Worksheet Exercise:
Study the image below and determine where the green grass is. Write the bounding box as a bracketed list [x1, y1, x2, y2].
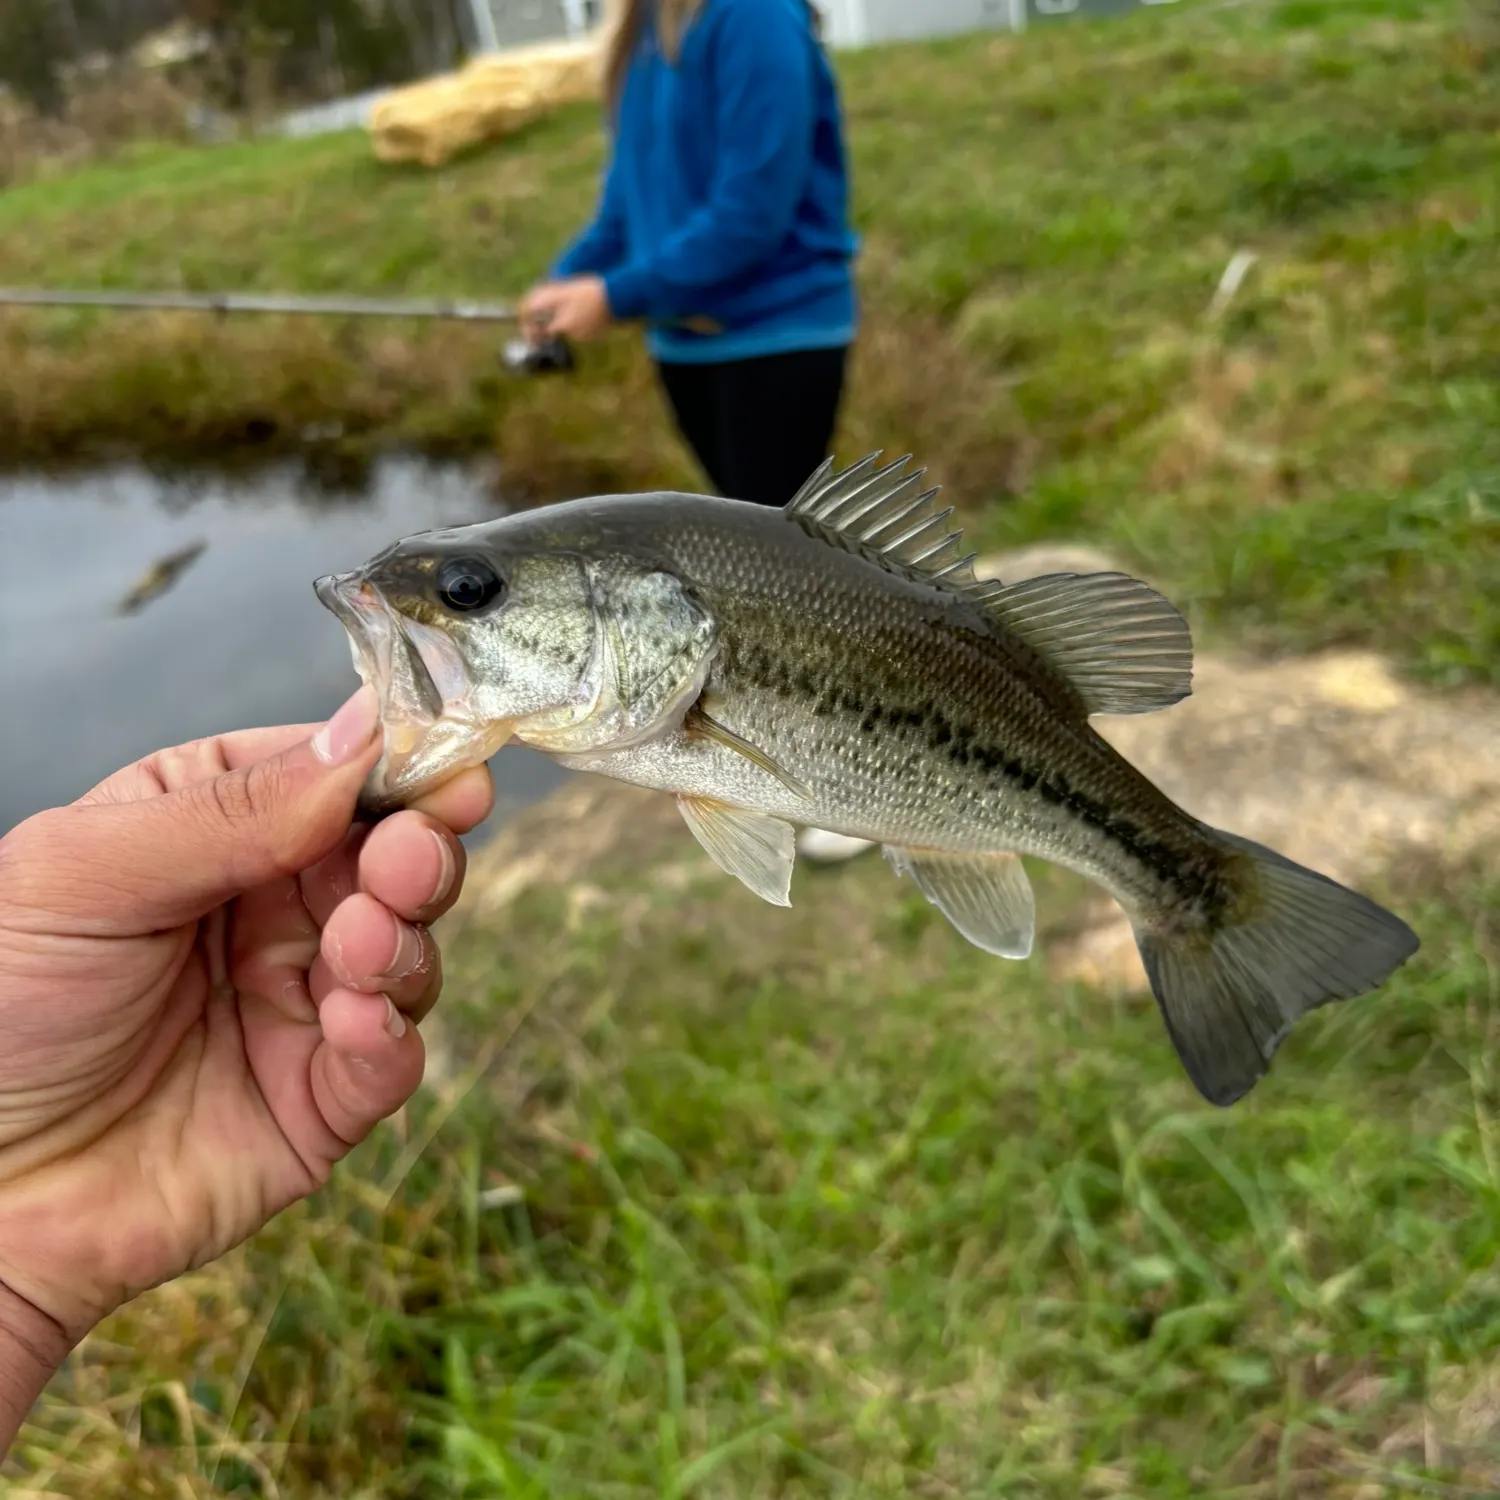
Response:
[14, 840, 1499, 1497]
[0, 0, 1495, 684]
[6, 2, 1500, 1493]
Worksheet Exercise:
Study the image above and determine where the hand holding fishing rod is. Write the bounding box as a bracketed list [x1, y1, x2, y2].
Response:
[517, 275, 615, 344]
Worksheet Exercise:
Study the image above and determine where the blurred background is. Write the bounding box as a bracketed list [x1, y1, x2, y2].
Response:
[1, 0, 1498, 1495]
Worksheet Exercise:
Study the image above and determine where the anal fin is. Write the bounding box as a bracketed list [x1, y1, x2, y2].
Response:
[678, 796, 797, 907]
[884, 847, 1036, 960]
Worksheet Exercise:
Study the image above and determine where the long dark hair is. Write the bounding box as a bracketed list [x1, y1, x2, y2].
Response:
[602, 0, 823, 114]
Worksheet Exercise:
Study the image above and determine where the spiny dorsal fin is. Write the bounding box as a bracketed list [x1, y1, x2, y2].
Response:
[786, 454, 1192, 717]
[970, 571, 1194, 716]
[786, 452, 979, 587]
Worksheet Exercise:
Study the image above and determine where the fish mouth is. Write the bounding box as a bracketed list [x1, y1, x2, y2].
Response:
[314, 571, 449, 813]
[314, 569, 505, 815]
[314, 571, 445, 725]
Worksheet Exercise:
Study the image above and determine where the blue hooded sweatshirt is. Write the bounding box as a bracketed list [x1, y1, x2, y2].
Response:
[551, 0, 859, 365]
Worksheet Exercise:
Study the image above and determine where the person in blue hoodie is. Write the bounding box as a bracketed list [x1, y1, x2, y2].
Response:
[518, 0, 859, 509]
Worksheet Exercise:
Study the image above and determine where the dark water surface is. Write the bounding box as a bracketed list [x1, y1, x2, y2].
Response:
[0, 456, 570, 839]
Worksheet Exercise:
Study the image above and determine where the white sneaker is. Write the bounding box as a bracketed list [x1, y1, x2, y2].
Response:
[796, 827, 877, 864]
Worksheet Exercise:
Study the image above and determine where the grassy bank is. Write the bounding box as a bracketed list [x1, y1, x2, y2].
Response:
[1, 0, 1497, 684]
[12, 790, 1500, 1498]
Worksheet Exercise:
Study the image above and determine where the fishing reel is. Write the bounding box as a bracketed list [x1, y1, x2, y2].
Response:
[499, 333, 575, 376]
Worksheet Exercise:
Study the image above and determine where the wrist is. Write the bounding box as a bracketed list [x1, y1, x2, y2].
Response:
[0, 1278, 72, 1458]
[602, 264, 652, 321]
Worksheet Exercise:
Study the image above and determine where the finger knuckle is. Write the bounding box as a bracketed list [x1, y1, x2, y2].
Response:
[243, 758, 318, 877]
[197, 760, 306, 882]
[208, 769, 258, 828]
[145, 737, 232, 794]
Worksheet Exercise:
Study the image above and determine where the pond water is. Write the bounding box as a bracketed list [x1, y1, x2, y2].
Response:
[0, 456, 571, 839]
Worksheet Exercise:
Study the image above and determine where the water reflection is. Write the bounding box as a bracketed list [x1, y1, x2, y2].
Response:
[0, 456, 570, 838]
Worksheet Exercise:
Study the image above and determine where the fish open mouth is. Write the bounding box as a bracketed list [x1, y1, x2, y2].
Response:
[314, 570, 451, 812]
[314, 571, 444, 725]
[314, 569, 506, 813]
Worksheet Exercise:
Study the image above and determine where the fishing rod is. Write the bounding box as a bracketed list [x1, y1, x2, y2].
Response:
[0, 285, 574, 372]
[0, 285, 527, 321]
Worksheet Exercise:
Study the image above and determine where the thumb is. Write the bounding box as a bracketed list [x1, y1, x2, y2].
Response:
[21, 689, 385, 936]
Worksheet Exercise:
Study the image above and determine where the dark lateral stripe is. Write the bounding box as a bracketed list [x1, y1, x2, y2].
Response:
[727, 644, 1223, 914]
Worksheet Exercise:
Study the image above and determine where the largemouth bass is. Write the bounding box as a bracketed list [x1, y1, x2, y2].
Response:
[314, 454, 1419, 1105]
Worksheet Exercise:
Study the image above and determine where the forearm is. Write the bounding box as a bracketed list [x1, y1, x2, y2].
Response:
[553, 230, 624, 280]
[554, 155, 628, 279]
[601, 181, 805, 325]
[604, 236, 769, 322]
[0, 1281, 71, 1459]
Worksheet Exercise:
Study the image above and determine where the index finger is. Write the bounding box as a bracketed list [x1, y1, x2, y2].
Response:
[79, 721, 325, 806]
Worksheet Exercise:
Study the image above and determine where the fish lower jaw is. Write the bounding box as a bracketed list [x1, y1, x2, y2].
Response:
[361, 712, 516, 810]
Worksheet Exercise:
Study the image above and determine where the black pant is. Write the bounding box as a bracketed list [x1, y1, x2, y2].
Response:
[655, 344, 849, 507]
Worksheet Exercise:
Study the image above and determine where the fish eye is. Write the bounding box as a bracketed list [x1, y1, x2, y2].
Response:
[435, 556, 504, 613]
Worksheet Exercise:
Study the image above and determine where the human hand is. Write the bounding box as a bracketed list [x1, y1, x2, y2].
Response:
[518, 275, 615, 343]
[0, 688, 493, 1400]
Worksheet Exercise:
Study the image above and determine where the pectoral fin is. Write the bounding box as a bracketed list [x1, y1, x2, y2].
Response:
[685, 702, 812, 800]
[677, 796, 797, 907]
[884, 847, 1036, 959]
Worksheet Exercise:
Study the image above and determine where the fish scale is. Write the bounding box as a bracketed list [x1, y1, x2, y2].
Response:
[316, 452, 1419, 1107]
[665, 530, 1210, 896]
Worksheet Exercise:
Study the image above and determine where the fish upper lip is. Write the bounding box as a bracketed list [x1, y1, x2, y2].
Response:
[315, 570, 389, 685]
[313, 572, 344, 611]
[315, 570, 368, 620]
[314, 570, 444, 723]
[315, 571, 385, 643]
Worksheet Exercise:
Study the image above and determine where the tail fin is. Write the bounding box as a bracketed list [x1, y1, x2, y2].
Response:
[1132, 831, 1419, 1107]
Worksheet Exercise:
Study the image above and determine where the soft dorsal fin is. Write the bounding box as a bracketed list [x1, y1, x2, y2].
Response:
[787, 454, 1193, 717]
[968, 571, 1193, 716]
[786, 452, 979, 587]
